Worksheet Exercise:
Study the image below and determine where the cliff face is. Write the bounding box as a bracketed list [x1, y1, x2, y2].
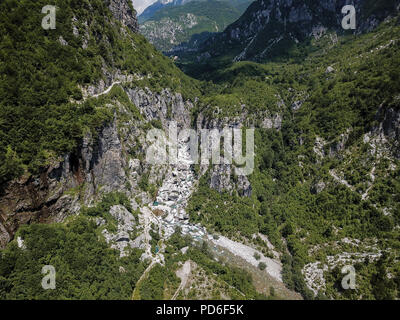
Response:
[0, 80, 197, 248]
[139, 0, 252, 52]
[0, 120, 125, 248]
[381, 107, 400, 144]
[372, 105, 400, 159]
[108, 0, 139, 33]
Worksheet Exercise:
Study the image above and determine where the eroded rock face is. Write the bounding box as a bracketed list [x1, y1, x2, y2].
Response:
[108, 0, 139, 33]
[0, 119, 127, 248]
[208, 164, 252, 197]
[0, 165, 78, 249]
[329, 130, 350, 158]
[261, 114, 282, 130]
[102, 205, 139, 257]
[210, 164, 234, 194]
[311, 181, 326, 194]
[374, 106, 400, 158]
[194, 114, 255, 197]
[82, 121, 127, 198]
[125, 87, 193, 128]
[0, 223, 10, 247]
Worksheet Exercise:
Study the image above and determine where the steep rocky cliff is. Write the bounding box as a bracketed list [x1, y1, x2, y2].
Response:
[109, 0, 140, 32]
[0, 119, 125, 247]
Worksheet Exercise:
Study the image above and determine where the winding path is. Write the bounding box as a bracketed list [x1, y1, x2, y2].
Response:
[92, 81, 121, 98]
[131, 260, 157, 300]
[171, 260, 191, 300]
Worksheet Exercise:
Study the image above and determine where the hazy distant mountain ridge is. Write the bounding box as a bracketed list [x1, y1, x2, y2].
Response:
[140, 0, 252, 52]
[139, 0, 193, 22]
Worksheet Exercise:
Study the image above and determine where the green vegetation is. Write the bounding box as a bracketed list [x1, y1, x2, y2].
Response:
[186, 243, 268, 299]
[0, 192, 147, 299]
[0, 0, 201, 186]
[177, 0, 400, 65]
[140, 0, 251, 52]
[0, 217, 146, 299]
[188, 174, 259, 238]
[187, 17, 400, 299]
[0, 0, 111, 183]
[134, 229, 268, 300]
[324, 253, 400, 300]
[82, 192, 136, 218]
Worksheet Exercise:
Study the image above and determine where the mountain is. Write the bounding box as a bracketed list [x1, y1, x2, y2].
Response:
[1, 0, 400, 301]
[139, 0, 252, 23]
[139, 0, 192, 23]
[176, 0, 400, 64]
[140, 0, 252, 52]
[0, 0, 283, 300]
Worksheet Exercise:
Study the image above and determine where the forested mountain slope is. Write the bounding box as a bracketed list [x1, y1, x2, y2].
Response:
[175, 0, 400, 63]
[139, 0, 191, 23]
[0, 0, 399, 300]
[140, 0, 252, 52]
[0, 0, 282, 300]
[139, 0, 251, 23]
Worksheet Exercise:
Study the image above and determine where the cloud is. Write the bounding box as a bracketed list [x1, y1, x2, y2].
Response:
[131, 0, 158, 15]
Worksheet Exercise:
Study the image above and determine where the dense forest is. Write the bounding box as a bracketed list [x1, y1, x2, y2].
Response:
[0, 193, 147, 299]
[0, 0, 399, 301]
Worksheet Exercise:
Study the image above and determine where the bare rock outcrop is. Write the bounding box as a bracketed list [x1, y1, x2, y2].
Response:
[108, 0, 139, 33]
[373, 106, 400, 158]
[0, 119, 127, 248]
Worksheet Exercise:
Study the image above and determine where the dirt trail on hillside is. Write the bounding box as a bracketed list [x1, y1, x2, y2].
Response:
[171, 260, 191, 300]
[211, 235, 283, 282]
[92, 81, 121, 98]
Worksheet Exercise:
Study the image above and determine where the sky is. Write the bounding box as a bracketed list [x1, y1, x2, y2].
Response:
[131, 0, 158, 15]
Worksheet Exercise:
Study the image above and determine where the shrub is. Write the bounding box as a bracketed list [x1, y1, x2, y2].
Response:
[258, 262, 267, 271]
